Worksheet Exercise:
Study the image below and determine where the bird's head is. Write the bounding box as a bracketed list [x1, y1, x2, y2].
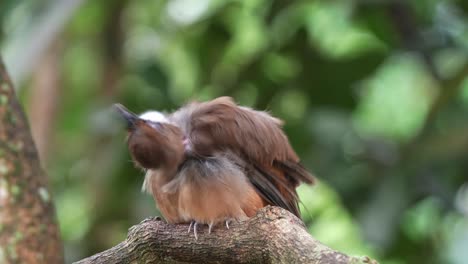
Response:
[114, 104, 185, 171]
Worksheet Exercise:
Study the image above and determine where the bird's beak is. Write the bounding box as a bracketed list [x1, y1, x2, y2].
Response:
[114, 103, 139, 129]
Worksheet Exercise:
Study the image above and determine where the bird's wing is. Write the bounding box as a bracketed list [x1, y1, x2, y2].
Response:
[173, 96, 314, 217]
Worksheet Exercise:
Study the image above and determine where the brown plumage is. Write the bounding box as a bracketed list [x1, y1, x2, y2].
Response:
[114, 97, 314, 236]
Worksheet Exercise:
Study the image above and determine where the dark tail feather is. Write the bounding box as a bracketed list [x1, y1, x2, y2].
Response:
[274, 161, 315, 186]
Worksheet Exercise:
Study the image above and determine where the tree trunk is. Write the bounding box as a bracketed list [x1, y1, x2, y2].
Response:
[0, 58, 63, 263]
[75, 206, 377, 264]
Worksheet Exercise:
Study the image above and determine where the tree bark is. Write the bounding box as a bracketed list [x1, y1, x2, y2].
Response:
[0, 58, 63, 263]
[75, 206, 377, 264]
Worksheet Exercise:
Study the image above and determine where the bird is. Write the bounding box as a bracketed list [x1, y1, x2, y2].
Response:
[114, 96, 314, 239]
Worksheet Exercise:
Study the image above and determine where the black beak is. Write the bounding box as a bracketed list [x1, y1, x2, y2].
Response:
[113, 103, 139, 129]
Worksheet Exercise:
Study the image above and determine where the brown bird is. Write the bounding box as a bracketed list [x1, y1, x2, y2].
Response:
[115, 97, 314, 238]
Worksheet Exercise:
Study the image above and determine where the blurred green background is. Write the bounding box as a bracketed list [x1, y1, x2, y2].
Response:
[1, 0, 468, 263]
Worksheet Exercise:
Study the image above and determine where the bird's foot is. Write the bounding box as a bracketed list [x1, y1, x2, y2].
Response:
[188, 221, 218, 239]
[225, 219, 231, 229]
[188, 221, 195, 233]
[193, 222, 199, 240]
[208, 221, 214, 234]
[187, 221, 201, 240]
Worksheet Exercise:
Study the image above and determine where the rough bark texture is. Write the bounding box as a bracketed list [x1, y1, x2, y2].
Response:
[0, 58, 63, 263]
[75, 206, 377, 264]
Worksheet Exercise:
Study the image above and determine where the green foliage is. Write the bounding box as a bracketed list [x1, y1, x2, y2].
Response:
[353, 54, 437, 141]
[299, 183, 373, 256]
[1, 0, 468, 263]
[305, 1, 387, 59]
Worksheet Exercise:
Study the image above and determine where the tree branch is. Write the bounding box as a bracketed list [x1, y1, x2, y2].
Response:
[75, 207, 377, 264]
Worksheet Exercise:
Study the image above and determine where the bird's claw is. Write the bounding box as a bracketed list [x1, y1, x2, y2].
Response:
[188, 221, 200, 239]
[208, 222, 214, 234]
[188, 221, 194, 233]
[187, 221, 218, 239]
[193, 222, 199, 240]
